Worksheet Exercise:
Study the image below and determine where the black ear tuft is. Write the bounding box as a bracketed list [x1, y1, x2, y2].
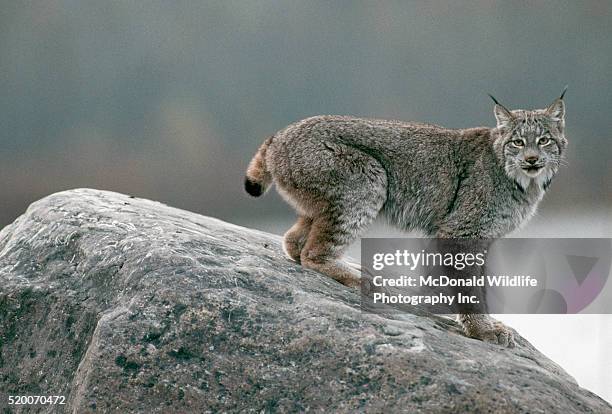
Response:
[488, 94, 502, 106]
[488, 94, 511, 113]
[559, 85, 568, 100]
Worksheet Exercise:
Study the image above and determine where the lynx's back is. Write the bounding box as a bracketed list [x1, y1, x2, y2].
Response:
[262, 116, 497, 233]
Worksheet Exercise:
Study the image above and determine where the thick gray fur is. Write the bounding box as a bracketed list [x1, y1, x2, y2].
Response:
[245, 95, 567, 346]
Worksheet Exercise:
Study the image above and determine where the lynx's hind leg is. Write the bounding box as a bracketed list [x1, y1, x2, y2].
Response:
[283, 216, 313, 263]
[300, 168, 387, 287]
[273, 140, 387, 288]
[300, 192, 384, 288]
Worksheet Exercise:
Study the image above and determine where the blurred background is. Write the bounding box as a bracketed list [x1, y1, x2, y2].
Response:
[1, 0, 610, 403]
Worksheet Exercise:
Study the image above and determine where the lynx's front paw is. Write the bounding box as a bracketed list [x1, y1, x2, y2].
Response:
[458, 314, 516, 348]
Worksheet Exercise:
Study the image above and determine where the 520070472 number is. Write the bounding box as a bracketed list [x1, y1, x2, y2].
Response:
[8, 395, 66, 405]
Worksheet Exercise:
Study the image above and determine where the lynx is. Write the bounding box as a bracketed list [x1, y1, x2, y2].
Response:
[244, 91, 567, 346]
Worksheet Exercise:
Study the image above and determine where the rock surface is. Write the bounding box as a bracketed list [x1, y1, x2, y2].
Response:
[0, 189, 610, 413]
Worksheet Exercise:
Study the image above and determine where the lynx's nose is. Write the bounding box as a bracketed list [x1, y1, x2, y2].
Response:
[524, 155, 539, 165]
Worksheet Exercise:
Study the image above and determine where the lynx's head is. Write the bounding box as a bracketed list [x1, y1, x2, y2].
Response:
[491, 89, 568, 190]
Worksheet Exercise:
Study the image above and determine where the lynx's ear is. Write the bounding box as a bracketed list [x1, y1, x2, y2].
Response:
[546, 87, 567, 122]
[489, 94, 513, 129]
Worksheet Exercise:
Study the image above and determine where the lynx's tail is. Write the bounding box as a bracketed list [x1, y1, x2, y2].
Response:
[244, 136, 274, 197]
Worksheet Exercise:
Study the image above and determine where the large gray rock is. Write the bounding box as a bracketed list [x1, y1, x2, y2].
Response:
[0, 189, 609, 413]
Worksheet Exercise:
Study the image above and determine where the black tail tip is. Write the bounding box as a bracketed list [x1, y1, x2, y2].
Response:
[244, 177, 264, 197]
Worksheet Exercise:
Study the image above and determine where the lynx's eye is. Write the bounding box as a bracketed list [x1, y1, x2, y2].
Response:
[511, 139, 524, 147]
[538, 136, 551, 146]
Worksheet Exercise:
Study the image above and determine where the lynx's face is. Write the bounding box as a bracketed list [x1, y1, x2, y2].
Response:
[492, 97, 567, 190]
